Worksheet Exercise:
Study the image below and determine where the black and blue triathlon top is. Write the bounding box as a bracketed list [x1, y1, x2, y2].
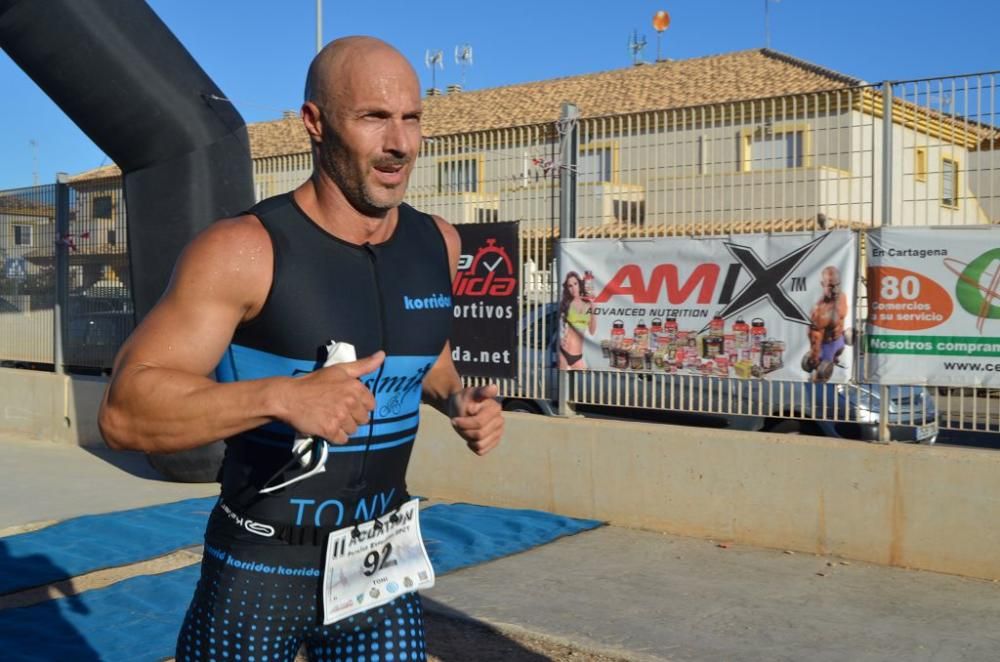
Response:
[213, 193, 452, 533]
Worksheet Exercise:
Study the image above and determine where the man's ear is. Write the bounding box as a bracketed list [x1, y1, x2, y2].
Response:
[301, 101, 323, 144]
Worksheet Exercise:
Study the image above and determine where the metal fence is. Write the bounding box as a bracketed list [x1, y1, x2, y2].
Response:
[0, 183, 57, 366]
[0, 175, 133, 373]
[2, 71, 998, 437]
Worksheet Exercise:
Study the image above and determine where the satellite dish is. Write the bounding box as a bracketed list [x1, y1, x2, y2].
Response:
[652, 10, 671, 61]
[653, 10, 670, 32]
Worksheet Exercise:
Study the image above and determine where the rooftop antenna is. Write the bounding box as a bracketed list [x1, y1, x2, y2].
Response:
[424, 49, 444, 94]
[628, 29, 647, 66]
[29, 139, 38, 186]
[764, 0, 782, 49]
[454, 43, 473, 87]
[652, 10, 670, 62]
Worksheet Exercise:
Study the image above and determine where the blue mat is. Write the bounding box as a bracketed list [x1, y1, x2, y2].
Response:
[0, 497, 215, 594]
[0, 502, 601, 661]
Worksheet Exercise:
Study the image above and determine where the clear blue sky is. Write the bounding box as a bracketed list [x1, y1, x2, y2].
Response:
[0, 0, 996, 189]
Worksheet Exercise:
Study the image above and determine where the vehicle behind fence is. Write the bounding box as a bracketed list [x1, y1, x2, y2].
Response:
[2, 72, 998, 437]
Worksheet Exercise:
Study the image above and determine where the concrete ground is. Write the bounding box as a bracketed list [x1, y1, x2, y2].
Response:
[2, 435, 999, 661]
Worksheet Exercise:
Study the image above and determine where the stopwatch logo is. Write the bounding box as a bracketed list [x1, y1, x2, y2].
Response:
[454, 239, 517, 297]
[947, 248, 1000, 332]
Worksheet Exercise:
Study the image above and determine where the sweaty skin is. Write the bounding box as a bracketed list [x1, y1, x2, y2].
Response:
[98, 36, 503, 459]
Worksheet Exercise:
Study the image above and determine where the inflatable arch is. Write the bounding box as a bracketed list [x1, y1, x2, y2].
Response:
[0, 0, 255, 481]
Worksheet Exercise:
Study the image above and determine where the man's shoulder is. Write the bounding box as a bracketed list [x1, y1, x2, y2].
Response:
[177, 214, 272, 277]
[202, 213, 270, 247]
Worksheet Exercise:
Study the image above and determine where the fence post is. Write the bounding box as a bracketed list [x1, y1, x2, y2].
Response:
[53, 173, 70, 375]
[877, 83, 894, 444]
[557, 102, 579, 417]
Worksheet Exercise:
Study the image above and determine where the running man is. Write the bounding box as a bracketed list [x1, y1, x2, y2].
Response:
[98, 36, 504, 661]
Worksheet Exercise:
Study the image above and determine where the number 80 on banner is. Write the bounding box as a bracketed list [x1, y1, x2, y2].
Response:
[867, 266, 953, 331]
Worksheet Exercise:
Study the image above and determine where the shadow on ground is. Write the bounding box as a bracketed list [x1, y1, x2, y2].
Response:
[0, 540, 101, 660]
[422, 597, 552, 661]
[79, 445, 168, 481]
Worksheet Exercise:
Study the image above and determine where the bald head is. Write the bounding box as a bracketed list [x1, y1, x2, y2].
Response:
[305, 36, 418, 110]
[300, 36, 423, 218]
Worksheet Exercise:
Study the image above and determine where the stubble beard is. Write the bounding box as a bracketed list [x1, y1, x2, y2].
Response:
[318, 139, 407, 218]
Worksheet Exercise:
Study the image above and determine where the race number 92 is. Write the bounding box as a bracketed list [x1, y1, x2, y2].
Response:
[363, 543, 394, 576]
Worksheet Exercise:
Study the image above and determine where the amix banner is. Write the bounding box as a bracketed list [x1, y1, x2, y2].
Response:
[451, 222, 520, 379]
[559, 231, 857, 384]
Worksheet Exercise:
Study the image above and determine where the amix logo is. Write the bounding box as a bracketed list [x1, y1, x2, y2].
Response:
[592, 235, 828, 325]
[454, 238, 517, 297]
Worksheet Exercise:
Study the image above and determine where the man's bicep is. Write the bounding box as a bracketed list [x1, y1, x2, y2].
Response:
[114, 289, 246, 378]
[113, 218, 270, 377]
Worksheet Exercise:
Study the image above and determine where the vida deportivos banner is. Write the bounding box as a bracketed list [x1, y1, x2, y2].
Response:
[866, 227, 1000, 386]
[450, 222, 519, 379]
[559, 231, 857, 384]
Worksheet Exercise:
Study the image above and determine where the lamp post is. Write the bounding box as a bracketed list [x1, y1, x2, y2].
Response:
[316, 0, 322, 54]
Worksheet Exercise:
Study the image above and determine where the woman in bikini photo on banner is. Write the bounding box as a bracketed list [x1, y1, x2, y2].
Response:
[559, 270, 597, 369]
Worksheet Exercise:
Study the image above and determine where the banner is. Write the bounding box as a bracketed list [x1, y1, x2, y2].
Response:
[559, 231, 856, 383]
[450, 222, 519, 379]
[866, 227, 1000, 386]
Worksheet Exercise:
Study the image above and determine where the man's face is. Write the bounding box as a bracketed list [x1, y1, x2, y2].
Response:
[821, 270, 841, 300]
[316, 51, 422, 216]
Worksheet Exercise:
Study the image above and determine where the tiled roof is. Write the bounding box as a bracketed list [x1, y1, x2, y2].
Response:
[70, 48, 863, 180]
[420, 48, 861, 136]
[67, 165, 122, 183]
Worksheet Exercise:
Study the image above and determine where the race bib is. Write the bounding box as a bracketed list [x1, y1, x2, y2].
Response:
[321, 498, 435, 625]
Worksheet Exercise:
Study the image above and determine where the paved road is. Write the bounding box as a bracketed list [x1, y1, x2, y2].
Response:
[2, 435, 1000, 661]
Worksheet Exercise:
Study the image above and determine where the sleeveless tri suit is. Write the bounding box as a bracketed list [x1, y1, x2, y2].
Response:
[176, 194, 453, 662]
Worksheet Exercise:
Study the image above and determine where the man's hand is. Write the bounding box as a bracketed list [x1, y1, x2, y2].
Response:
[449, 384, 504, 455]
[280, 351, 385, 444]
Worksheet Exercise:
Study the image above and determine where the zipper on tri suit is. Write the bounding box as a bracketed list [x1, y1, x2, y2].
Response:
[350, 242, 388, 489]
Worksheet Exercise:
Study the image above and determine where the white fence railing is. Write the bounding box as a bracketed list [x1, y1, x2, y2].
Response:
[3, 72, 998, 436]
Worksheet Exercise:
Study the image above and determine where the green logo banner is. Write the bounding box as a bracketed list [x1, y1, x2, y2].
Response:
[868, 334, 1000, 357]
[955, 248, 1000, 321]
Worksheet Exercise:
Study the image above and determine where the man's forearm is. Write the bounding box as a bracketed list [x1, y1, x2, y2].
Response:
[421, 371, 463, 417]
[100, 365, 289, 453]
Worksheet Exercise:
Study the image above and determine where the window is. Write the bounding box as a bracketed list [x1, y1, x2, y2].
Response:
[746, 129, 804, 170]
[438, 158, 478, 193]
[579, 145, 613, 183]
[915, 148, 927, 182]
[475, 208, 499, 224]
[698, 135, 708, 175]
[92, 195, 113, 219]
[613, 200, 646, 226]
[942, 158, 959, 208]
[13, 225, 32, 246]
[107, 229, 117, 246]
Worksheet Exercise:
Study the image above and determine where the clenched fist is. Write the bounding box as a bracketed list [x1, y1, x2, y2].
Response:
[448, 384, 504, 455]
[279, 351, 384, 444]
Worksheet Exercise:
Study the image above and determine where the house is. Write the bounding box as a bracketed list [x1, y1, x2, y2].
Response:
[67, 48, 999, 243]
[0, 191, 56, 305]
